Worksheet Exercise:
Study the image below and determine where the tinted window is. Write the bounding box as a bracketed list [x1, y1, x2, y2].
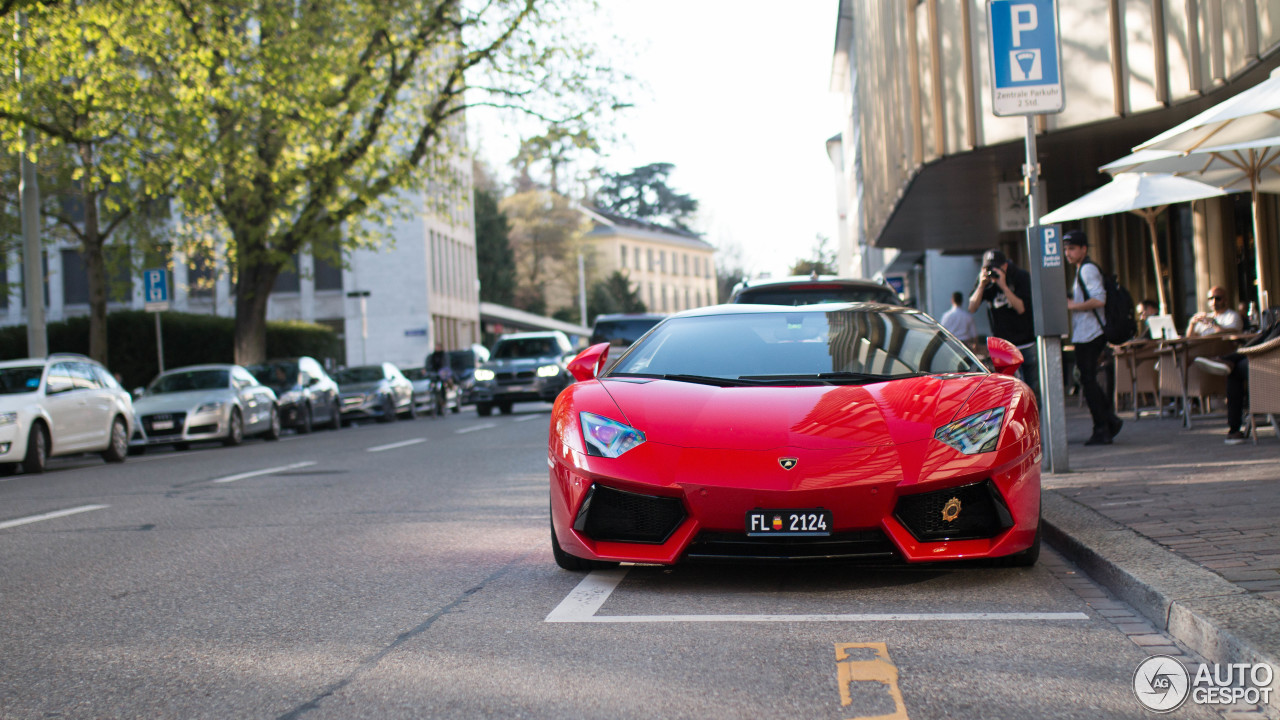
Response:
[247, 362, 299, 387]
[0, 366, 44, 395]
[148, 369, 231, 394]
[70, 362, 101, 389]
[590, 318, 662, 346]
[334, 366, 385, 384]
[735, 285, 899, 306]
[611, 310, 982, 380]
[492, 338, 558, 359]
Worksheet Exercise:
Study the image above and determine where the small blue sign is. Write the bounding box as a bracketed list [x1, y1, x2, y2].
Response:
[1041, 225, 1062, 268]
[987, 0, 1064, 115]
[884, 275, 906, 295]
[143, 268, 169, 304]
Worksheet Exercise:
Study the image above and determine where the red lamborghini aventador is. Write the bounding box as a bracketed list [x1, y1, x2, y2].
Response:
[548, 303, 1041, 570]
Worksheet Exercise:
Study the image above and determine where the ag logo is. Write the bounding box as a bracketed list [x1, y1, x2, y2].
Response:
[778, 457, 798, 470]
[1133, 655, 1190, 712]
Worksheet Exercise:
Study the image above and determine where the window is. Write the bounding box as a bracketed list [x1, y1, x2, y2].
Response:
[314, 237, 344, 291]
[187, 250, 216, 299]
[634, 247, 641, 270]
[273, 252, 301, 292]
[60, 247, 132, 305]
[620, 244, 627, 269]
[647, 248, 654, 272]
[683, 254, 689, 276]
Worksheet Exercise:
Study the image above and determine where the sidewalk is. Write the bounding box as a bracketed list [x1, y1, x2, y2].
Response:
[1040, 399, 1280, 709]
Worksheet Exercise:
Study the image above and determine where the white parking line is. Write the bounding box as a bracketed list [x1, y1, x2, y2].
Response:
[367, 438, 426, 453]
[544, 568, 1091, 624]
[456, 423, 497, 434]
[211, 461, 316, 484]
[0, 504, 109, 531]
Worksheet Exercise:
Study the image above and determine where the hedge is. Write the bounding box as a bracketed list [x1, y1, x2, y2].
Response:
[0, 310, 340, 390]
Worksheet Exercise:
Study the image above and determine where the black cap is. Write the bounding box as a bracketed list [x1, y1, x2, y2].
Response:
[1063, 229, 1088, 247]
[982, 249, 1007, 268]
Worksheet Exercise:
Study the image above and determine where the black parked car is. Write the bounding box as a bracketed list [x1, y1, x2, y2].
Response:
[246, 356, 342, 433]
[448, 344, 490, 406]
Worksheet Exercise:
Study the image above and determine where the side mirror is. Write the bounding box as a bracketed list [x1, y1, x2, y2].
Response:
[132, 387, 145, 400]
[567, 343, 610, 382]
[987, 337, 1024, 376]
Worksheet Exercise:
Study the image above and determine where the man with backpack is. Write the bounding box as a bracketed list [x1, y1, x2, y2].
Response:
[1064, 230, 1124, 446]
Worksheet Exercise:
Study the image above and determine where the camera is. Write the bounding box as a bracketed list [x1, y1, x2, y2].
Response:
[984, 268, 998, 280]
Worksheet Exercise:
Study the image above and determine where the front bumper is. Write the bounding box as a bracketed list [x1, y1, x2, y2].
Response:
[0, 419, 31, 463]
[339, 393, 392, 420]
[473, 375, 567, 405]
[131, 409, 229, 446]
[549, 440, 1040, 565]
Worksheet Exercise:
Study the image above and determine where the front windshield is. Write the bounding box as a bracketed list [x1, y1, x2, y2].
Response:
[448, 350, 475, 371]
[610, 309, 983, 381]
[491, 338, 557, 359]
[402, 367, 429, 381]
[334, 366, 385, 384]
[246, 362, 298, 387]
[148, 369, 230, 394]
[0, 366, 44, 395]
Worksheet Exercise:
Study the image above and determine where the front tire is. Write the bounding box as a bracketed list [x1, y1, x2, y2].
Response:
[298, 404, 313, 434]
[378, 395, 397, 423]
[22, 422, 48, 474]
[476, 403, 493, 417]
[222, 409, 244, 447]
[101, 417, 128, 463]
[263, 405, 281, 441]
[328, 399, 342, 430]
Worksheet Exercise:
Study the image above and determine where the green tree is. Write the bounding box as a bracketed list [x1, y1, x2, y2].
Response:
[500, 189, 586, 315]
[587, 270, 645, 322]
[789, 234, 836, 277]
[0, 1, 171, 363]
[595, 163, 698, 230]
[474, 183, 516, 306]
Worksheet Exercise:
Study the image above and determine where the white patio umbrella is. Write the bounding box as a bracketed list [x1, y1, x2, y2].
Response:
[1041, 173, 1229, 313]
[1139, 67, 1280, 153]
[1103, 138, 1280, 307]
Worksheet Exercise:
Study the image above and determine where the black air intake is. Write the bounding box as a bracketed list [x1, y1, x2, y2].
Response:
[685, 530, 896, 562]
[573, 485, 686, 544]
[893, 480, 1014, 542]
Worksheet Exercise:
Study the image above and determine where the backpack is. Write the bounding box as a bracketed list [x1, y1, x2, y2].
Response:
[1080, 261, 1137, 344]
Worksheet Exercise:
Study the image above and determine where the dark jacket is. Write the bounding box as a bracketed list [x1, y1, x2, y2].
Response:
[977, 264, 1035, 346]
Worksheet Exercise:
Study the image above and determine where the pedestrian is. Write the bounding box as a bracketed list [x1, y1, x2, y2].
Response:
[1194, 315, 1280, 444]
[968, 249, 1038, 400]
[1136, 299, 1158, 339]
[940, 291, 978, 344]
[1186, 286, 1244, 337]
[1063, 230, 1123, 445]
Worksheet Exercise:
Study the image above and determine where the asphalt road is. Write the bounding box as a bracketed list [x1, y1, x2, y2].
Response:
[0, 406, 1221, 719]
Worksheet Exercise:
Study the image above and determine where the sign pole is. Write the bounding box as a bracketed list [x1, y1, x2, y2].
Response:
[155, 311, 165, 373]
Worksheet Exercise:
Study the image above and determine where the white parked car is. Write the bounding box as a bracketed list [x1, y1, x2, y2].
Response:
[130, 364, 280, 451]
[0, 354, 134, 475]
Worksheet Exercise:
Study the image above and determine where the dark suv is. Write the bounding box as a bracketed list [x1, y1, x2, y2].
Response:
[246, 356, 342, 433]
[729, 276, 901, 306]
[588, 313, 665, 373]
[472, 331, 574, 416]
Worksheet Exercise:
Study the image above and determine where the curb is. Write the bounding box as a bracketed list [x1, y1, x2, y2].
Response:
[1041, 490, 1280, 715]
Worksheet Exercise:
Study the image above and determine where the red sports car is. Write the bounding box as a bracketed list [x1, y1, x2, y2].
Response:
[548, 303, 1041, 570]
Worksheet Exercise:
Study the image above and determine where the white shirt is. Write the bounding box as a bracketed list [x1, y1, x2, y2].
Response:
[1070, 261, 1106, 343]
[939, 306, 977, 342]
[1190, 309, 1243, 336]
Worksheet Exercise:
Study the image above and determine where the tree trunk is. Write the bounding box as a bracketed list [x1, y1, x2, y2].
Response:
[233, 255, 278, 366]
[79, 144, 109, 364]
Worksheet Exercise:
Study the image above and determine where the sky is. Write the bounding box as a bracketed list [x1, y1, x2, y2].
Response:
[469, 1, 844, 280]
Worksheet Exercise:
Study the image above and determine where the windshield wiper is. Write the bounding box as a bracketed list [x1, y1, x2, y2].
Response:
[738, 372, 923, 385]
[609, 372, 756, 387]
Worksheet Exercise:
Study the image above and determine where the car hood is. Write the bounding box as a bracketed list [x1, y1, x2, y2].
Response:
[483, 357, 559, 371]
[598, 374, 989, 450]
[339, 381, 386, 395]
[134, 390, 233, 414]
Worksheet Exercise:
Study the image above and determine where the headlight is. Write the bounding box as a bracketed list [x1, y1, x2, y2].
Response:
[474, 369, 495, 382]
[934, 408, 1005, 454]
[537, 364, 561, 378]
[0, 412, 16, 426]
[194, 401, 227, 415]
[580, 412, 645, 458]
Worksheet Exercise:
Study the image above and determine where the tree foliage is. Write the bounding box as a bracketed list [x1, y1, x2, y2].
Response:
[500, 189, 586, 315]
[588, 270, 645, 322]
[789, 234, 836, 277]
[474, 169, 516, 306]
[594, 163, 698, 230]
[2, 0, 626, 364]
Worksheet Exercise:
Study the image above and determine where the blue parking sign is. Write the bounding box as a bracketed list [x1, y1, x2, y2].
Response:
[987, 0, 1064, 116]
[143, 268, 169, 309]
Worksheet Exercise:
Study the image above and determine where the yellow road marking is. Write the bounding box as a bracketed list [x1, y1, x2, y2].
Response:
[835, 642, 909, 720]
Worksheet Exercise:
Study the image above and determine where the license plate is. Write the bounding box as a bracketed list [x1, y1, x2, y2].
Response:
[746, 509, 832, 537]
[151, 420, 174, 431]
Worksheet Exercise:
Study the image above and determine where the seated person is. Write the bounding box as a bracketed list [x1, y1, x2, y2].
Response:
[1195, 316, 1280, 444]
[1186, 286, 1243, 337]
[1136, 299, 1158, 339]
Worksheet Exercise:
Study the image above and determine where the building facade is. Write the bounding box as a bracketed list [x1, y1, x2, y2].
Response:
[579, 206, 718, 315]
[831, 0, 1280, 326]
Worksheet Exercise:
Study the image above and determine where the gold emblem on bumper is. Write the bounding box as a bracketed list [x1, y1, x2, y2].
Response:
[941, 497, 962, 523]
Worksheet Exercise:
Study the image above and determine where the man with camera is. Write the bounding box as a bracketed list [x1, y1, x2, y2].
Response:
[969, 248, 1039, 402]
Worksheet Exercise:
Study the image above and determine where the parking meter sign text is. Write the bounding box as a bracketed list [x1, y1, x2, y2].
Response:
[987, 0, 1064, 115]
